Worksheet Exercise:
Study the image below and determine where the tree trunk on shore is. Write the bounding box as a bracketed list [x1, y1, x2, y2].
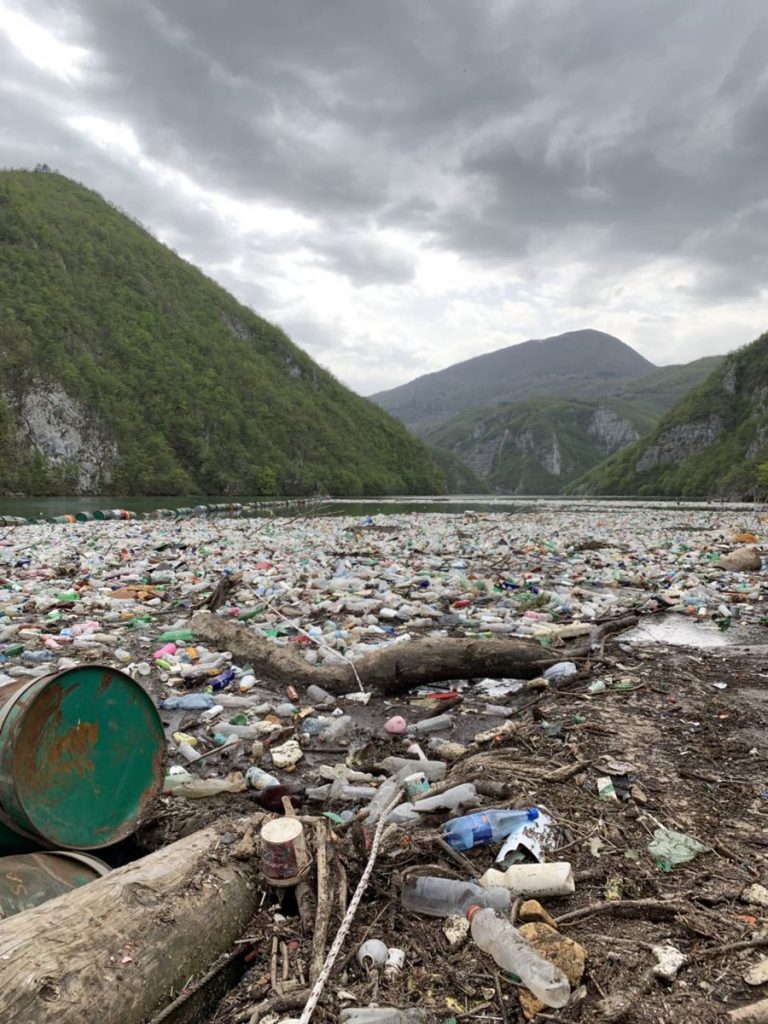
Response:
[0, 816, 263, 1024]
[191, 611, 590, 696]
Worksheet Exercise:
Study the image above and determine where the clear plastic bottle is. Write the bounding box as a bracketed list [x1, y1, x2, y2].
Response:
[212, 722, 262, 739]
[388, 783, 478, 825]
[401, 875, 512, 917]
[405, 714, 453, 736]
[330, 778, 376, 803]
[443, 808, 539, 852]
[378, 757, 446, 781]
[467, 906, 570, 1008]
[324, 715, 352, 743]
[365, 778, 401, 824]
[339, 1010, 426, 1023]
[307, 684, 335, 705]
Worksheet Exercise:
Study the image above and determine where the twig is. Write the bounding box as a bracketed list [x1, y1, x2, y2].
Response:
[697, 936, 768, 960]
[556, 897, 688, 925]
[435, 836, 477, 876]
[494, 972, 510, 1024]
[270, 935, 279, 995]
[543, 760, 591, 782]
[510, 897, 521, 926]
[337, 861, 348, 915]
[247, 987, 312, 1024]
[310, 820, 332, 982]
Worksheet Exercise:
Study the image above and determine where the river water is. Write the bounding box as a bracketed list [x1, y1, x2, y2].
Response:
[0, 493, 757, 519]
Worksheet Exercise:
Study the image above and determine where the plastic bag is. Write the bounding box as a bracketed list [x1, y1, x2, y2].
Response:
[648, 827, 708, 871]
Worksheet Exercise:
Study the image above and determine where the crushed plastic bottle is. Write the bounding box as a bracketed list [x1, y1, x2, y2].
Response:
[172, 772, 247, 798]
[467, 905, 570, 1007]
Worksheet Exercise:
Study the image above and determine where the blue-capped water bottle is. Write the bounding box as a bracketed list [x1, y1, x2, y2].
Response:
[209, 667, 236, 692]
[443, 807, 539, 852]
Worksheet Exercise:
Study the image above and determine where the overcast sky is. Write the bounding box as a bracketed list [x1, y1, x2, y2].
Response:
[1, 1, 767, 393]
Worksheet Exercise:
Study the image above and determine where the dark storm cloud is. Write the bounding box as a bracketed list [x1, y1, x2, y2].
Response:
[2, 0, 768, 363]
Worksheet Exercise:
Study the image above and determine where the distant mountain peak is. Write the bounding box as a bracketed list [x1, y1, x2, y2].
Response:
[371, 329, 655, 435]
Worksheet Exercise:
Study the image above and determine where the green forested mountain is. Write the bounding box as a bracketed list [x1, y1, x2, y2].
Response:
[572, 333, 768, 498]
[0, 170, 444, 496]
[425, 356, 724, 494]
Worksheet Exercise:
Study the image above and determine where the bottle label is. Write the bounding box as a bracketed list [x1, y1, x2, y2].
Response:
[467, 812, 492, 844]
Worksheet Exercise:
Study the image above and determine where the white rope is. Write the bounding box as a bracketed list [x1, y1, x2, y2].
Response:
[261, 597, 366, 692]
[296, 788, 403, 1023]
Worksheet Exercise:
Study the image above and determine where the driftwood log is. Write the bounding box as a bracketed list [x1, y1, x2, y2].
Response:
[190, 610, 589, 696]
[0, 816, 264, 1024]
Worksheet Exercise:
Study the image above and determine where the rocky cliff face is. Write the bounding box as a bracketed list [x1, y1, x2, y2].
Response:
[634, 415, 722, 472]
[10, 384, 117, 491]
[588, 407, 640, 453]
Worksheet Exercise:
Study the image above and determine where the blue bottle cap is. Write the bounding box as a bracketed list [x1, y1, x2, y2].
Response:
[526, 807, 539, 820]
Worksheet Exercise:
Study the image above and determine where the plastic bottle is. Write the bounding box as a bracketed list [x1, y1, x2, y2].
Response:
[200, 704, 224, 721]
[401, 876, 512, 917]
[379, 757, 446, 781]
[466, 906, 570, 1008]
[364, 778, 401, 824]
[330, 778, 376, 803]
[405, 714, 453, 736]
[306, 783, 332, 802]
[210, 667, 236, 691]
[444, 808, 539, 852]
[173, 773, 247, 798]
[324, 715, 352, 743]
[307, 684, 335, 705]
[339, 1011, 426, 1023]
[213, 722, 263, 739]
[163, 769, 194, 792]
[246, 766, 280, 790]
[387, 784, 478, 825]
[301, 718, 332, 736]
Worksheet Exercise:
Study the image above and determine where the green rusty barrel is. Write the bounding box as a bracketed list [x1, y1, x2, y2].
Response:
[0, 665, 165, 852]
[0, 850, 109, 918]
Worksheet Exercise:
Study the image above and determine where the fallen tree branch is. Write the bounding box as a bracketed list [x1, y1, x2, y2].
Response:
[191, 611, 583, 696]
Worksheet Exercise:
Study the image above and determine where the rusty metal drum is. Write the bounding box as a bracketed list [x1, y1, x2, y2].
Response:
[0, 850, 109, 919]
[0, 665, 165, 852]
